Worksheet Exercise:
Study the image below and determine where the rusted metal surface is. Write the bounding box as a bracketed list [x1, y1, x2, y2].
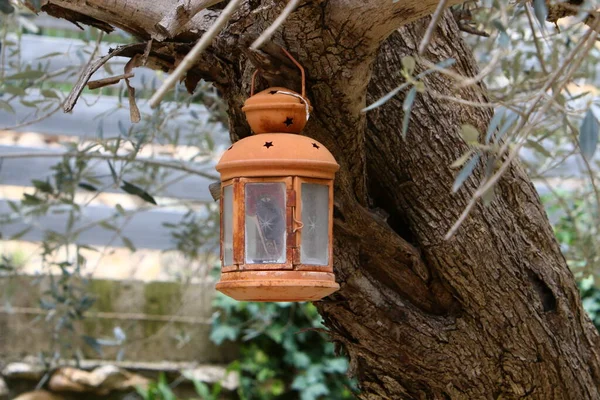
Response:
[216, 133, 338, 181]
[215, 62, 340, 301]
[242, 87, 311, 134]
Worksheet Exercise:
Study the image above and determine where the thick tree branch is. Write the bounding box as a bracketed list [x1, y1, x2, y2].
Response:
[326, 0, 465, 48]
[154, 0, 225, 40]
[35, 1, 600, 397]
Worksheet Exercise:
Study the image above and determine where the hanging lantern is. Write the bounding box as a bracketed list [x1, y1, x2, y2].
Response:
[215, 50, 340, 302]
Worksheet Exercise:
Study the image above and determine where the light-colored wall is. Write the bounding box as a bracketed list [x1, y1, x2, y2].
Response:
[0, 275, 236, 363]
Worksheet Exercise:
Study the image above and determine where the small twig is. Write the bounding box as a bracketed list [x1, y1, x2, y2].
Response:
[124, 54, 142, 123]
[64, 44, 140, 113]
[458, 50, 503, 88]
[141, 39, 153, 66]
[418, 0, 449, 55]
[0, 104, 63, 130]
[457, 23, 490, 37]
[250, 0, 302, 50]
[0, 151, 219, 180]
[87, 72, 135, 90]
[149, 0, 243, 109]
[445, 24, 598, 240]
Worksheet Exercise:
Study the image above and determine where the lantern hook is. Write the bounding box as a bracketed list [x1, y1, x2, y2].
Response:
[250, 47, 306, 98]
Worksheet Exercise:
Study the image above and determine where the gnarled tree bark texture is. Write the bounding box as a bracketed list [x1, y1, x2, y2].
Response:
[41, 0, 600, 398]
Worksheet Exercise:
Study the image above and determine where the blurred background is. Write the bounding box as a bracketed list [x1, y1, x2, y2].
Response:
[0, 2, 599, 400]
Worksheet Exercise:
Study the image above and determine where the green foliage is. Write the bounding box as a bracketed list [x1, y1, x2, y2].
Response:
[135, 373, 223, 400]
[541, 191, 600, 330]
[211, 293, 357, 400]
[580, 277, 600, 329]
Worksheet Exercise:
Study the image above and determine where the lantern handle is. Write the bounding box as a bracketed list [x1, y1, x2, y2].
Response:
[250, 47, 306, 98]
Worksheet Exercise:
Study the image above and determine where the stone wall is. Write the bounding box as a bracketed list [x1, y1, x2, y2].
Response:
[0, 275, 236, 364]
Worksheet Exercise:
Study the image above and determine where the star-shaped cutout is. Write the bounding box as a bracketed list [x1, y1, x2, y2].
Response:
[312, 143, 320, 149]
[284, 117, 294, 127]
[264, 141, 274, 149]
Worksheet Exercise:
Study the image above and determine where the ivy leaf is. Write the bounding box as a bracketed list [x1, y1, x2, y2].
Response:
[121, 181, 157, 205]
[209, 325, 238, 345]
[580, 109, 599, 161]
[453, 153, 480, 193]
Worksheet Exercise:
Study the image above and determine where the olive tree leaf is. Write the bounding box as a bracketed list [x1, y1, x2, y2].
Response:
[451, 150, 474, 169]
[402, 87, 417, 138]
[121, 236, 136, 252]
[32, 179, 53, 194]
[485, 108, 506, 144]
[461, 124, 480, 143]
[362, 58, 455, 112]
[580, 109, 599, 161]
[10, 226, 32, 240]
[5, 70, 45, 80]
[107, 161, 118, 185]
[533, 0, 548, 27]
[82, 335, 103, 356]
[121, 180, 157, 205]
[78, 182, 98, 192]
[0, 100, 15, 114]
[401, 56, 416, 76]
[452, 153, 480, 193]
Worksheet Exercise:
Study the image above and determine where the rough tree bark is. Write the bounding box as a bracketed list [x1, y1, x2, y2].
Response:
[40, 0, 600, 398]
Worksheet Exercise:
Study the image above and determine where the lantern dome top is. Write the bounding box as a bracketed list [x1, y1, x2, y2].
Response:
[216, 133, 339, 181]
[242, 87, 312, 134]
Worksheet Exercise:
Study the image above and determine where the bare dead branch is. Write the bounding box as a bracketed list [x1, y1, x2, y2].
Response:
[87, 72, 135, 90]
[64, 44, 140, 113]
[124, 54, 143, 123]
[149, 0, 243, 109]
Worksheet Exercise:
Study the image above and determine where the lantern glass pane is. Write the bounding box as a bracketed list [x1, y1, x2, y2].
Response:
[223, 185, 234, 266]
[245, 182, 287, 264]
[300, 183, 329, 265]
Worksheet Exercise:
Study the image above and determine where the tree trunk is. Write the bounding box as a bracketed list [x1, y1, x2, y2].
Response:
[40, 0, 600, 398]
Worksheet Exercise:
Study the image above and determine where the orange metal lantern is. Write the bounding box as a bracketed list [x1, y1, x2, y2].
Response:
[215, 51, 340, 302]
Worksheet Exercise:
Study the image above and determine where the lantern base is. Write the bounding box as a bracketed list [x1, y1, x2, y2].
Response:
[216, 270, 339, 302]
